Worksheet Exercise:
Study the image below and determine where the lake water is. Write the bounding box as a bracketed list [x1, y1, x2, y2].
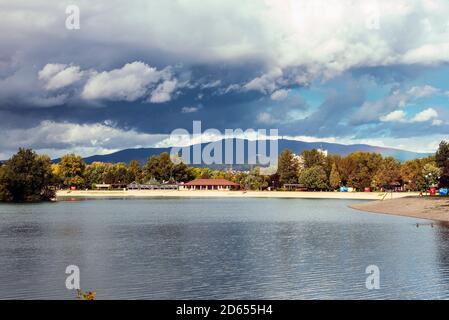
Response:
[1, 197, 449, 300]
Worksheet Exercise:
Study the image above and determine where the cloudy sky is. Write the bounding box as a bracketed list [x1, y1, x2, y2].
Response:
[1, 0, 449, 158]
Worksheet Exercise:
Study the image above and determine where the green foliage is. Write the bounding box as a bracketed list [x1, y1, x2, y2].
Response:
[436, 141, 449, 187]
[191, 167, 213, 179]
[420, 163, 441, 190]
[143, 152, 174, 182]
[84, 161, 142, 186]
[129, 160, 143, 183]
[104, 162, 134, 184]
[299, 166, 328, 190]
[242, 167, 268, 190]
[334, 155, 355, 186]
[329, 163, 341, 190]
[346, 152, 382, 190]
[373, 156, 402, 188]
[277, 149, 299, 186]
[3, 140, 448, 199]
[400, 156, 435, 190]
[59, 154, 86, 188]
[0, 165, 10, 201]
[0, 148, 55, 202]
[84, 162, 110, 185]
[301, 149, 326, 169]
[172, 162, 195, 183]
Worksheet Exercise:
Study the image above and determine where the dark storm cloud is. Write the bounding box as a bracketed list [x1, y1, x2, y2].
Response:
[1, 0, 449, 156]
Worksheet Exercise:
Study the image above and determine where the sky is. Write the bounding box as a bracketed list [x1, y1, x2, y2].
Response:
[1, 0, 449, 159]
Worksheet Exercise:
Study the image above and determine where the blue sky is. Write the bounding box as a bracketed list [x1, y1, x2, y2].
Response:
[0, 0, 448, 158]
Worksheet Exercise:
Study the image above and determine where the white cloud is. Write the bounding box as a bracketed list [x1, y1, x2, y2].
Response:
[201, 80, 221, 89]
[410, 107, 438, 122]
[0, 120, 167, 159]
[82, 62, 168, 101]
[380, 110, 406, 122]
[407, 85, 439, 98]
[36, 61, 179, 103]
[270, 89, 289, 101]
[256, 112, 276, 124]
[38, 64, 83, 90]
[1, 0, 449, 156]
[4, 1, 449, 84]
[243, 68, 283, 93]
[352, 85, 443, 125]
[38, 64, 66, 82]
[5, 1, 449, 108]
[379, 107, 440, 124]
[181, 106, 200, 113]
[27, 94, 69, 107]
[149, 79, 178, 103]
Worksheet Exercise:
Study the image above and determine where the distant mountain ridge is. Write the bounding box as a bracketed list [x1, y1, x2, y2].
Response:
[65, 138, 430, 165]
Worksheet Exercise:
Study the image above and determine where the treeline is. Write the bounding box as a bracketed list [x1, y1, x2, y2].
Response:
[52, 152, 268, 191]
[0, 141, 448, 202]
[277, 148, 445, 191]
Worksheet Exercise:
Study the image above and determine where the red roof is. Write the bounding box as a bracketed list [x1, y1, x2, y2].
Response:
[184, 178, 240, 186]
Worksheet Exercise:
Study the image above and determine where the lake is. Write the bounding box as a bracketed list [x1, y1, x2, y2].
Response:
[1, 197, 449, 299]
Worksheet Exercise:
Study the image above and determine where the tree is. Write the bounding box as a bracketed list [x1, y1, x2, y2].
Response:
[277, 149, 299, 186]
[329, 163, 341, 190]
[59, 154, 86, 188]
[129, 160, 143, 183]
[400, 156, 435, 191]
[143, 152, 173, 182]
[190, 167, 213, 179]
[51, 163, 64, 187]
[436, 141, 449, 187]
[419, 163, 441, 191]
[347, 152, 382, 190]
[336, 155, 356, 186]
[0, 149, 55, 202]
[84, 162, 110, 187]
[242, 167, 268, 190]
[172, 162, 195, 183]
[373, 156, 401, 189]
[299, 166, 328, 190]
[0, 165, 8, 201]
[301, 149, 326, 169]
[104, 163, 132, 184]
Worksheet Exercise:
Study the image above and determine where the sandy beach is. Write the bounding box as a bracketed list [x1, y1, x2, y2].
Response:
[350, 196, 449, 222]
[56, 189, 418, 200]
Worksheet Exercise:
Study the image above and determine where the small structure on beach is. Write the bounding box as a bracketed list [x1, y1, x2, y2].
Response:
[93, 183, 111, 190]
[126, 181, 179, 190]
[93, 183, 128, 190]
[283, 183, 307, 191]
[183, 178, 240, 190]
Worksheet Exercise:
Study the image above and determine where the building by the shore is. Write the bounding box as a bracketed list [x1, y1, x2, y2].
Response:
[183, 178, 240, 190]
[127, 181, 179, 190]
[93, 183, 128, 190]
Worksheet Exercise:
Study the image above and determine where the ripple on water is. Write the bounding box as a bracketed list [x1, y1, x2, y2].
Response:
[0, 198, 448, 299]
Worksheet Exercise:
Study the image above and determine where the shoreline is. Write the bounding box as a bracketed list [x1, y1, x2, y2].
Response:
[56, 189, 418, 200]
[350, 196, 449, 223]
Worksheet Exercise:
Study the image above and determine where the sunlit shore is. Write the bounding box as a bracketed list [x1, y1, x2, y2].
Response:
[56, 190, 419, 200]
[350, 196, 449, 223]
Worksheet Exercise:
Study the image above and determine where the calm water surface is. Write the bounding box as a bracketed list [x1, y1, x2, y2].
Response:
[1, 198, 449, 299]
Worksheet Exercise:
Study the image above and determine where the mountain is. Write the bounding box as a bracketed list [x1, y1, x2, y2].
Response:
[70, 139, 430, 165]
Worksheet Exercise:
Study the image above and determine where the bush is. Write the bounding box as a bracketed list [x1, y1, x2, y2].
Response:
[299, 166, 329, 191]
[0, 149, 55, 202]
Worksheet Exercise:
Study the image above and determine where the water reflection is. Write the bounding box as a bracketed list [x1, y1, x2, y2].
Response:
[0, 198, 448, 299]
